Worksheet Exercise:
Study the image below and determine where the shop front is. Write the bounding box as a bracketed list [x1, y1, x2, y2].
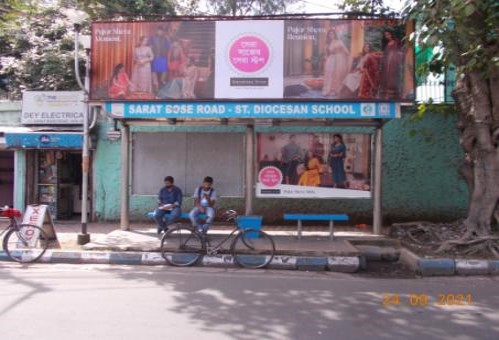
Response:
[0, 150, 14, 208]
[5, 131, 91, 220]
[5, 91, 91, 220]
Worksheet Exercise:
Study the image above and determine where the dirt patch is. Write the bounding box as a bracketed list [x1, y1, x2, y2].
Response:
[390, 222, 499, 260]
[357, 261, 418, 278]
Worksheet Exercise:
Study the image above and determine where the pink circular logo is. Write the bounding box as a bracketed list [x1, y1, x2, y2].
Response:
[228, 35, 270, 73]
[258, 166, 282, 188]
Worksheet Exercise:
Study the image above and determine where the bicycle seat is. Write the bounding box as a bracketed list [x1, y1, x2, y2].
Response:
[0, 207, 21, 218]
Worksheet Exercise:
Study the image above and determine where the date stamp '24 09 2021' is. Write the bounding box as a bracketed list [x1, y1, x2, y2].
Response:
[382, 293, 473, 307]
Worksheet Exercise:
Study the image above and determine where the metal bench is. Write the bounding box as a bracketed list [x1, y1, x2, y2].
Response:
[283, 214, 349, 241]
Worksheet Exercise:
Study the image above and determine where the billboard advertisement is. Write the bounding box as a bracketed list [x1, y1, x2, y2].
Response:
[257, 133, 372, 198]
[91, 19, 414, 103]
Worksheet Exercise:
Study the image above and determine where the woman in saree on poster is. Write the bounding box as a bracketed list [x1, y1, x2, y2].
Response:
[298, 150, 323, 187]
[329, 134, 347, 188]
[108, 63, 133, 99]
[322, 29, 351, 97]
[131, 36, 154, 95]
[379, 29, 403, 99]
[341, 43, 380, 99]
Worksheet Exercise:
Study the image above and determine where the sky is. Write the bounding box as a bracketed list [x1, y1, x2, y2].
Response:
[288, 0, 407, 14]
[189, 0, 408, 16]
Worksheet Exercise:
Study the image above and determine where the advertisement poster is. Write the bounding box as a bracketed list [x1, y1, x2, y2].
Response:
[214, 20, 284, 99]
[283, 19, 414, 101]
[90, 19, 414, 103]
[91, 21, 216, 101]
[257, 133, 372, 198]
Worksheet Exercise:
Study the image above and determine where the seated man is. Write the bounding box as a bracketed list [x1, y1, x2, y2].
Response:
[154, 176, 183, 234]
[189, 176, 217, 234]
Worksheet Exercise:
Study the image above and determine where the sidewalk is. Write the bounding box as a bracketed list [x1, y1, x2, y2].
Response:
[3, 220, 381, 272]
[5, 220, 497, 276]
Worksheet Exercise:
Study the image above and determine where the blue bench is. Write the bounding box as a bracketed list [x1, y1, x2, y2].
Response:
[283, 214, 349, 241]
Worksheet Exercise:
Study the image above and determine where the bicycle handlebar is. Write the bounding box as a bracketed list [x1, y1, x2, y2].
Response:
[221, 209, 238, 222]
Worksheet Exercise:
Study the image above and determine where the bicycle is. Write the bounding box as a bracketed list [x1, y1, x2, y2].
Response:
[0, 206, 49, 263]
[160, 210, 276, 269]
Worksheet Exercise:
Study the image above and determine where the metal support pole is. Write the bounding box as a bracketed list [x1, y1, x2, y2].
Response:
[373, 124, 383, 235]
[76, 25, 90, 245]
[245, 124, 254, 215]
[77, 105, 91, 244]
[120, 123, 130, 230]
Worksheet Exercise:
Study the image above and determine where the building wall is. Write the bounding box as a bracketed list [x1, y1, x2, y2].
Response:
[93, 109, 468, 224]
[0, 101, 21, 125]
[1, 100, 468, 223]
[0, 102, 21, 209]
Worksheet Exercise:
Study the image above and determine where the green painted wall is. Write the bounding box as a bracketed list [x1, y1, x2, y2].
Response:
[13, 150, 26, 210]
[382, 112, 467, 222]
[93, 110, 468, 224]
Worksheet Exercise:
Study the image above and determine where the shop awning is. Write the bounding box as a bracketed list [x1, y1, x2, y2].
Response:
[3, 127, 84, 149]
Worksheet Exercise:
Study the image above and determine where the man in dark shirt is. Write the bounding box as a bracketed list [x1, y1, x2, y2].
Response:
[154, 176, 182, 234]
[281, 134, 302, 185]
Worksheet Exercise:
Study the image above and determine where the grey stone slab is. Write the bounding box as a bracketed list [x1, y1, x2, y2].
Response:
[268, 255, 297, 270]
[456, 260, 489, 276]
[327, 256, 360, 272]
[80, 251, 111, 264]
[51, 251, 83, 264]
[296, 256, 328, 271]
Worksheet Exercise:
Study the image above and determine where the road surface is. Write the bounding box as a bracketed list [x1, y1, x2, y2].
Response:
[1, 263, 497, 339]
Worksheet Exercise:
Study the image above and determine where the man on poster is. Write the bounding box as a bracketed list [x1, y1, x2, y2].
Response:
[281, 135, 303, 185]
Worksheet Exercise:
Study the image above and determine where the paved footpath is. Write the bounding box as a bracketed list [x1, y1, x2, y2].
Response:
[1, 221, 498, 276]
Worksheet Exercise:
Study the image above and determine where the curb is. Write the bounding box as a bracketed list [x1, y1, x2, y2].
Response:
[418, 258, 455, 276]
[455, 260, 489, 276]
[399, 248, 499, 277]
[0, 250, 360, 272]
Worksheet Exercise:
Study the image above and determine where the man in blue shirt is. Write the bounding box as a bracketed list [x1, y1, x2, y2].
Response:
[154, 176, 182, 234]
[189, 176, 217, 234]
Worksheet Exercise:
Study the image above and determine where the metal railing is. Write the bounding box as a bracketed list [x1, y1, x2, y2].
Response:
[416, 79, 455, 104]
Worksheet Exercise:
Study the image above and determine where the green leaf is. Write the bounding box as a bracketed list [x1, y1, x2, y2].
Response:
[409, 129, 418, 137]
[464, 3, 475, 17]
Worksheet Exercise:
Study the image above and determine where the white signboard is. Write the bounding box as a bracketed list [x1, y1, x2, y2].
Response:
[22, 91, 85, 125]
[215, 20, 284, 99]
[22, 204, 58, 241]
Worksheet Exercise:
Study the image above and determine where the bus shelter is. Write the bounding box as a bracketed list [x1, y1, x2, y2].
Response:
[91, 16, 414, 234]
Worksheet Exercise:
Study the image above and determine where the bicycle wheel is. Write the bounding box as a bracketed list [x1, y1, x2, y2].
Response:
[231, 229, 275, 269]
[160, 226, 204, 266]
[3, 224, 49, 263]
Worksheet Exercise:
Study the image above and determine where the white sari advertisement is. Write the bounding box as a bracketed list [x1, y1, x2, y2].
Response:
[257, 133, 372, 198]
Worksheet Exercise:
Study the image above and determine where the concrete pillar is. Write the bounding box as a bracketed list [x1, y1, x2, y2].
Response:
[120, 123, 130, 230]
[245, 124, 255, 215]
[373, 124, 383, 235]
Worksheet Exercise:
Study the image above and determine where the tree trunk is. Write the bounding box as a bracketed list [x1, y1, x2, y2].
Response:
[454, 72, 499, 237]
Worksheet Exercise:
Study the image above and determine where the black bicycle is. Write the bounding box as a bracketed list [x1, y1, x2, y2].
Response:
[160, 210, 275, 269]
[0, 207, 48, 263]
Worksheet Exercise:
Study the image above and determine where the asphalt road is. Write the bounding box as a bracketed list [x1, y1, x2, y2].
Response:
[1, 263, 498, 340]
